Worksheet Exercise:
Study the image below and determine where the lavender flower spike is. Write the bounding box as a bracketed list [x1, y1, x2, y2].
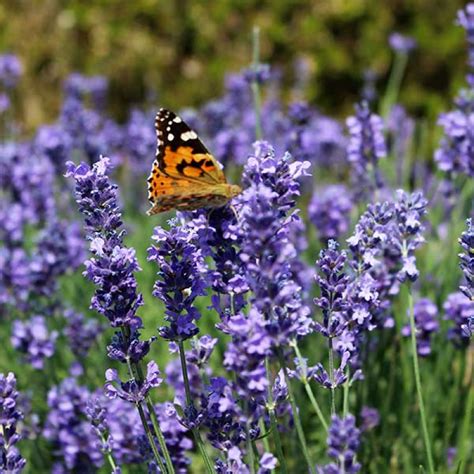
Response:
[318, 414, 361, 473]
[346, 101, 386, 199]
[459, 218, 474, 302]
[0, 372, 26, 473]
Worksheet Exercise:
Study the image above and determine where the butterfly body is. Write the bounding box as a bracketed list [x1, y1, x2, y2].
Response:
[147, 108, 241, 215]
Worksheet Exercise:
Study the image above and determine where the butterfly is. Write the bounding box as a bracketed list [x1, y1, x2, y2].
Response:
[147, 108, 242, 215]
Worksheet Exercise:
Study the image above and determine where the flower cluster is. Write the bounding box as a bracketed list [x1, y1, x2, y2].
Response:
[308, 185, 353, 241]
[148, 221, 206, 341]
[459, 218, 474, 302]
[402, 298, 439, 356]
[0, 372, 26, 473]
[11, 316, 58, 369]
[318, 415, 361, 473]
[346, 101, 386, 199]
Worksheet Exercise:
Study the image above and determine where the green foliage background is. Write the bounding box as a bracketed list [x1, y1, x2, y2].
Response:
[0, 0, 469, 130]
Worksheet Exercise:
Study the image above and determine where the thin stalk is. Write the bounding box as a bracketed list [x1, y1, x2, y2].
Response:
[99, 433, 119, 472]
[146, 397, 176, 474]
[178, 341, 215, 474]
[277, 350, 315, 474]
[258, 418, 271, 454]
[251, 26, 263, 140]
[265, 357, 288, 474]
[124, 355, 168, 473]
[121, 327, 175, 474]
[292, 341, 328, 431]
[343, 368, 350, 418]
[328, 338, 336, 416]
[407, 289, 435, 474]
[245, 413, 256, 474]
[381, 52, 408, 119]
[137, 400, 168, 473]
[456, 348, 474, 472]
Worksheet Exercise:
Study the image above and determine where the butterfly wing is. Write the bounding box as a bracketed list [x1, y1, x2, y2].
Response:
[147, 108, 235, 214]
[154, 108, 226, 184]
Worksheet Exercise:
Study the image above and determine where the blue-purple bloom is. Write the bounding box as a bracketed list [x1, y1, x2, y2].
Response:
[459, 218, 474, 302]
[318, 414, 361, 473]
[309, 185, 353, 241]
[443, 292, 474, 345]
[457, 3, 474, 87]
[105, 361, 162, 404]
[44, 378, 103, 471]
[0, 54, 22, 88]
[388, 33, 417, 53]
[402, 298, 439, 356]
[11, 316, 58, 369]
[346, 101, 386, 199]
[66, 157, 148, 354]
[148, 220, 207, 341]
[0, 372, 26, 473]
[64, 309, 103, 360]
[360, 406, 380, 432]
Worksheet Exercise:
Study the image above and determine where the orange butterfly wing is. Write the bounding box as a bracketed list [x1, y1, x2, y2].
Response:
[147, 108, 240, 215]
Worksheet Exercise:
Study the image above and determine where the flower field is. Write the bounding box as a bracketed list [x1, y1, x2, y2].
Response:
[0, 3, 473, 474]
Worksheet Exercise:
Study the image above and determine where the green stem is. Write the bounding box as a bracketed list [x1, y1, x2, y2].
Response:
[122, 327, 175, 474]
[178, 341, 215, 474]
[146, 396, 176, 474]
[136, 400, 168, 473]
[342, 368, 350, 418]
[265, 357, 288, 474]
[381, 52, 408, 119]
[292, 342, 328, 431]
[245, 413, 256, 474]
[251, 26, 263, 140]
[456, 349, 474, 473]
[277, 350, 315, 473]
[99, 433, 119, 472]
[124, 355, 168, 473]
[258, 418, 271, 453]
[408, 289, 435, 474]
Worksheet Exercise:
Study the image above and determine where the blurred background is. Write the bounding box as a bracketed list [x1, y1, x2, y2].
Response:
[0, 0, 468, 131]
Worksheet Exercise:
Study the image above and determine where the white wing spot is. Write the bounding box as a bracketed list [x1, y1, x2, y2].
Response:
[173, 116, 182, 123]
[181, 130, 198, 141]
[168, 133, 174, 141]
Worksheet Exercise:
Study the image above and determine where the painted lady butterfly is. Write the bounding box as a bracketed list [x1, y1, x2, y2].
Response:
[147, 108, 241, 215]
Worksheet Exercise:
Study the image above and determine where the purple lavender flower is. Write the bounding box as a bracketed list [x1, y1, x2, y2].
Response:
[11, 316, 58, 369]
[147, 220, 207, 342]
[237, 143, 312, 344]
[459, 219, 474, 301]
[64, 309, 103, 359]
[457, 3, 474, 87]
[387, 105, 415, 186]
[435, 109, 474, 177]
[66, 157, 145, 336]
[360, 406, 380, 432]
[318, 414, 361, 473]
[402, 298, 439, 356]
[35, 125, 73, 174]
[105, 360, 162, 404]
[346, 101, 386, 199]
[444, 291, 474, 344]
[0, 372, 26, 473]
[314, 241, 350, 337]
[123, 109, 155, 175]
[389, 33, 417, 53]
[389, 190, 428, 282]
[0, 54, 22, 88]
[308, 185, 353, 241]
[44, 378, 103, 470]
